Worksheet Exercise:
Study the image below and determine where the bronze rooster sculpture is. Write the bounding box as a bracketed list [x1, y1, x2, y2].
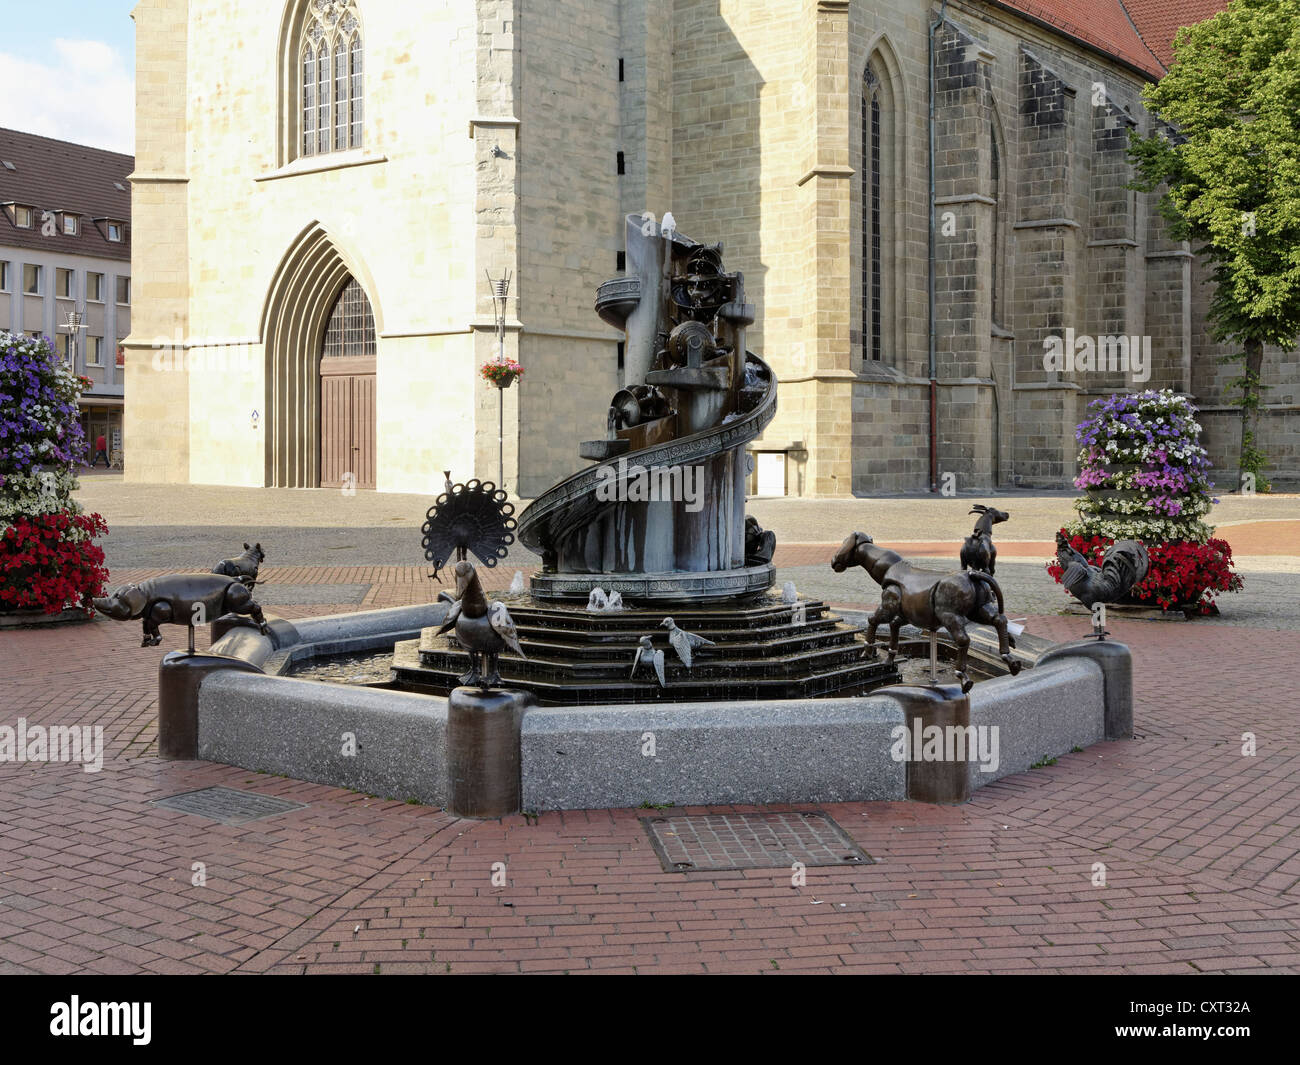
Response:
[1054, 533, 1150, 609]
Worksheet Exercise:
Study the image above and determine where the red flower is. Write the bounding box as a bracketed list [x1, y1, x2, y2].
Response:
[0, 510, 109, 614]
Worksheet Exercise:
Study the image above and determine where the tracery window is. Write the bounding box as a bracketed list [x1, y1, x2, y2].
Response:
[861, 61, 896, 365]
[322, 277, 376, 358]
[299, 0, 363, 158]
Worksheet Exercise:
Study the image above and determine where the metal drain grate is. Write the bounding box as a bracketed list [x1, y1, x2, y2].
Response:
[642, 811, 871, 872]
[150, 786, 307, 825]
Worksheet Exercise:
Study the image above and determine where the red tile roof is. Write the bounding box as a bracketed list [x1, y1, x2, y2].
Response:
[990, 0, 1228, 79]
[0, 128, 133, 262]
[1120, 0, 1232, 69]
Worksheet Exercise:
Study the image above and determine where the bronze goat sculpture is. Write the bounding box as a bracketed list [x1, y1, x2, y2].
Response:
[831, 531, 1021, 692]
[960, 505, 1009, 575]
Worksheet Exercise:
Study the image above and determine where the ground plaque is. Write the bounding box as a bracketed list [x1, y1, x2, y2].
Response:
[150, 786, 307, 825]
[642, 811, 872, 872]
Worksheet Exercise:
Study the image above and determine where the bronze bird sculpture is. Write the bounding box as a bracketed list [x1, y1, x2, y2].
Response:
[661, 617, 714, 669]
[435, 561, 525, 688]
[630, 635, 667, 687]
[1055, 533, 1150, 609]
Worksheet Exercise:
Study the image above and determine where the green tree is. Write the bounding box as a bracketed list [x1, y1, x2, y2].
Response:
[1130, 0, 1300, 493]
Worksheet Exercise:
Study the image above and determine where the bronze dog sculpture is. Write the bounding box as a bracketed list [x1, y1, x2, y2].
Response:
[831, 531, 1020, 692]
[93, 574, 270, 647]
[212, 542, 265, 586]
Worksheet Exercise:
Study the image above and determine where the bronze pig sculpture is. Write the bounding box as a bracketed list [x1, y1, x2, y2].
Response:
[93, 574, 270, 647]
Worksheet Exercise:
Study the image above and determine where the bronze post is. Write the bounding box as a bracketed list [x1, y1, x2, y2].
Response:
[447, 686, 535, 818]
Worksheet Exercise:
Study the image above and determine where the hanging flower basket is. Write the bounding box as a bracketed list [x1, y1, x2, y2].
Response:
[481, 360, 524, 388]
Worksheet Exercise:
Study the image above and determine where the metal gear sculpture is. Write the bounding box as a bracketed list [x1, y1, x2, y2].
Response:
[421, 479, 516, 583]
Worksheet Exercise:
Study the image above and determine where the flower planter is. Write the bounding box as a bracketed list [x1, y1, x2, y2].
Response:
[1053, 390, 1242, 615]
[0, 606, 94, 629]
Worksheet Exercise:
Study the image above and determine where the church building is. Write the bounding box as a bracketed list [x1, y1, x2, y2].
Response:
[125, 0, 1296, 498]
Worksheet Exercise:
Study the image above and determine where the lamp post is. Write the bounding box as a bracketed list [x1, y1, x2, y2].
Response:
[486, 270, 512, 492]
[63, 310, 85, 368]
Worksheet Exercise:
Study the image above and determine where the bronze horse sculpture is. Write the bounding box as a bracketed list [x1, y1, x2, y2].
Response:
[831, 531, 1021, 692]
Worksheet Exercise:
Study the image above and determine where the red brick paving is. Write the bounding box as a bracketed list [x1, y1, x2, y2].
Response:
[1, 586, 1298, 974]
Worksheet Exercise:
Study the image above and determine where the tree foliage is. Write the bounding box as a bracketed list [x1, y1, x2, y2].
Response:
[1130, 0, 1300, 490]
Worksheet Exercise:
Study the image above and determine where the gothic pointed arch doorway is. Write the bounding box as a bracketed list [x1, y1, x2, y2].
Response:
[261, 222, 383, 488]
[319, 277, 376, 489]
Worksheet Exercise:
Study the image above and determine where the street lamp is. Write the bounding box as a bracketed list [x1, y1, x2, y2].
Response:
[486, 270, 512, 491]
[63, 310, 85, 367]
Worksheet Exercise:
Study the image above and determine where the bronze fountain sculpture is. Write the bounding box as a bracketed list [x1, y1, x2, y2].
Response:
[94, 550, 271, 653]
[831, 530, 1021, 693]
[399, 216, 901, 703]
[434, 560, 526, 689]
[212, 542, 265, 586]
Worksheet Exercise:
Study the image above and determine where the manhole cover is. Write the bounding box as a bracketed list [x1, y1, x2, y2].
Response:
[150, 786, 307, 825]
[642, 811, 871, 872]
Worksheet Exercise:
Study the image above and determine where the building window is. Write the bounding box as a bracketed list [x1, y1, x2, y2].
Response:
[87, 336, 104, 366]
[62, 214, 78, 236]
[55, 333, 71, 361]
[56, 268, 75, 299]
[990, 120, 1005, 329]
[298, 0, 364, 160]
[14, 205, 33, 228]
[863, 74, 882, 362]
[861, 58, 897, 367]
[116, 276, 130, 304]
[23, 264, 42, 295]
[87, 272, 103, 301]
[107, 221, 124, 242]
[321, 276, 376, 357]
[0, 261, 8, 291]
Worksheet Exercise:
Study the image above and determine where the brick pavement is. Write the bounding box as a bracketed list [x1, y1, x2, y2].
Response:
[1, 587, 1299, 974]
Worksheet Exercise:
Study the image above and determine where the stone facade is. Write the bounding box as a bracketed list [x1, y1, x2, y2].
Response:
[127, 0, 1297, 497]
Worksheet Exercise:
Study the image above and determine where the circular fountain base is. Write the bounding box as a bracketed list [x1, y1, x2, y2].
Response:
[393, 593, 900, 706]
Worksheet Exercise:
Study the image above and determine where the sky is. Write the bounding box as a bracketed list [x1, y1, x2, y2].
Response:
[0, 0, 136, 154]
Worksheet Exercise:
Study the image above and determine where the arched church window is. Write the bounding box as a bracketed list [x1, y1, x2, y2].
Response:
[298, 0, 363, 159]
[322, 277, 376, 358]
[991, 120, 1004, 328]
[862, 60, 896, 365]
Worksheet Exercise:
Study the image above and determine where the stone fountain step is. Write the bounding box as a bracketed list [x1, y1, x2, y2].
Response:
[479, 620, 860, 659]
[400, 595, 898, 705]
[497, 609, 835, 636]
[410, 632, 883, 685]
[392, 639, 899, 706]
